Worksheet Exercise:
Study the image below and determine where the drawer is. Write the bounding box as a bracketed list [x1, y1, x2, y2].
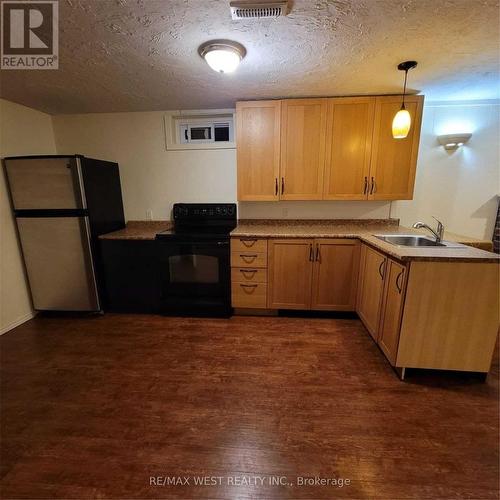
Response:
[232, 282, 267, 308]
[231, 267, 267, 283]
[231, 251, 267, 268]
[231, 238, 268, 253]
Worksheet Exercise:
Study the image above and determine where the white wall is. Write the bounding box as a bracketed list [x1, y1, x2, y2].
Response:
[392, 101, 499, 239]
[53, 111, 237, 221]
[0, 99, 57, 334]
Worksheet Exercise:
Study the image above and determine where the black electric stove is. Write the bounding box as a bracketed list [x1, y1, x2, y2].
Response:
[156, 203, 236, 316]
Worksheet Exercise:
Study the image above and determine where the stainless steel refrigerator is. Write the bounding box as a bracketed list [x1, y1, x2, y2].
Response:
[4, 155, 125, 312]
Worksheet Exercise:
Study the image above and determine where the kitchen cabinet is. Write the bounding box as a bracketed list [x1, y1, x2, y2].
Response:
[368, 95, 424, 200]
[377, 259, 407, 365]
[230, 237, 269, 309]
[323, 97, 375, 200]
[267, 238, 359, 311]
[236, 100, 281, 201]
[100, 239, 161, 313]
[235, 95, 424, 202]
[356, 244, 387, 340]
[311, 239, 360, 310]
[268, 239, 314, 309]
[280, 99, 327, 200]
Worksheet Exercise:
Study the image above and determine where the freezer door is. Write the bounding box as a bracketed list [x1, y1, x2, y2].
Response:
[4, 157, 85, 210]
[16, 217, 100, 311]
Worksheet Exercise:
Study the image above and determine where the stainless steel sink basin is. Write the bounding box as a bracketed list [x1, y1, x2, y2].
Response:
[372, 234, 469, 248]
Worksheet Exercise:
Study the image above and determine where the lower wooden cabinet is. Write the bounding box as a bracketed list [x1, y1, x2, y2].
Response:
[377, 259, 407, 365]
[356, 244, 408, 361]
[230, 237, 268, 309]
[268, 238, 359, 311]
[356, 244, 387, 339]
[311, 239, 360, 310]
[268, 239, 314, 309]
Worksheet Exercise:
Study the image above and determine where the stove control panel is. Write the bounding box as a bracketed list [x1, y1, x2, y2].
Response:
[173, 203, 236, 221]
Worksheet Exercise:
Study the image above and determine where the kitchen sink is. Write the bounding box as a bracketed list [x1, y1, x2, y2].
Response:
[374, 235, 452, 247]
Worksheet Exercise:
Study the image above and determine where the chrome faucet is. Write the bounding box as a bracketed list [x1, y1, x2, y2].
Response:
[413, 217, 445, 243]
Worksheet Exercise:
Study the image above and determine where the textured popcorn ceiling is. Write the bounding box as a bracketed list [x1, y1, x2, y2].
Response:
[1, 0, 498, 114]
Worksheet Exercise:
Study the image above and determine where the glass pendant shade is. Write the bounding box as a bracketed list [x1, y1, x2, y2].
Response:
[392, 108, 411, 139]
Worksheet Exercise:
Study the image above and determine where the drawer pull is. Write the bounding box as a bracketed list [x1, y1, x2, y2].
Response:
[240, 254, 257, 263]
[240, 238, 257, 248]
[240, 283, 258, 294]
[240, 269, 257, 278]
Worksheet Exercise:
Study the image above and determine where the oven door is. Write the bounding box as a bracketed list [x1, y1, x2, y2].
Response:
[158, 237, 231, 316]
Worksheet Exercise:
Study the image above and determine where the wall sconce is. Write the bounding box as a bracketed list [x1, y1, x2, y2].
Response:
[437, 133, 472, 151]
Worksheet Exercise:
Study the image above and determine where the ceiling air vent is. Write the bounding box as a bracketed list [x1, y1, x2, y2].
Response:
[230, 1, 289, 20]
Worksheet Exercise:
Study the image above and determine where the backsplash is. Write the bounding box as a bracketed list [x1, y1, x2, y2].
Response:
[238, 201, 392, 220]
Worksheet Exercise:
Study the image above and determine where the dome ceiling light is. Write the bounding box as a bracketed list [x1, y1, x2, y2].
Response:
[392, 60, 418, 139]
[198, 40, 246, 74]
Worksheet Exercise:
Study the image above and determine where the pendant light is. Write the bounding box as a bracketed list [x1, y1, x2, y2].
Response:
[392, 61, 417, 139]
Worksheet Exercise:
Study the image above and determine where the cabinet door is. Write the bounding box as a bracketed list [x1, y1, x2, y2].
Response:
[311, 239, 360, 311]
[368, 95, 424, 200]
[378, 259, 407, 365]
[356, 244, 387, 340]
[280, 99, 327, 200]
[323, 98, 375, 200]
[236, 100, 281, 201]
[268, 239, 314, 309]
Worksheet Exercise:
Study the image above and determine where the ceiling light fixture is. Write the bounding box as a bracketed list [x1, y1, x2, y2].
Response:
[392, 60, 418, 139]
[198, 40, 246, 74]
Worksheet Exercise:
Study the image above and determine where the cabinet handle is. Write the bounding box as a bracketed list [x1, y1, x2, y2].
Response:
[281, 177, 285, 195]
[396, 270, 404, 294]
[370, 177, 375, 195]
[309, 244, 313, 261]
[240, 283, 258, 294]
[240, 269, 257, 278]
[363, 176, 368, 194]
[378, 259, 386, 279]
[275, 178, 278, 196]
[240, 254, 257, 263]
[240, 238, 257, 247]
[315, 244, 320, 262]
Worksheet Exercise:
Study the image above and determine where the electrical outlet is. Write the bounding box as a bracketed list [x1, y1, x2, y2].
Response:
[282, 208, 289, 218]
[146, 209, 153, 220]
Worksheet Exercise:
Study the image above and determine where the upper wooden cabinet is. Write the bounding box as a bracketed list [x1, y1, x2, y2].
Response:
[323, 97, 375, 200]
[235, 95, 424, 201]
[236, 100, 281, 201]
[369, 95, 424, 200]
[280, 99, 327, 200]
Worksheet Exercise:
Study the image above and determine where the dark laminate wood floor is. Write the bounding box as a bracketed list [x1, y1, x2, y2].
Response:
[0, 313, 498, 499]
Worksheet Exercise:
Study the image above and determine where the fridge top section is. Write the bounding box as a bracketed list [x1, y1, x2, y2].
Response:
[4, 157, 86, 210]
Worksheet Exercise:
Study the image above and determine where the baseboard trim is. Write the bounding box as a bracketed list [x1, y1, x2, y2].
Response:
[0, 312, 35, 335]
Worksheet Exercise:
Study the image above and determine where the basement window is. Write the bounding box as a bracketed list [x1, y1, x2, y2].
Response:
[165, 111, 235, 150]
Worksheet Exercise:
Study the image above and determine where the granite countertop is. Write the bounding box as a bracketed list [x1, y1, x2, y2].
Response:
[99, 221, 173, 240]
[99, 219, 499, 263]
[231, 219, 499, 263]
